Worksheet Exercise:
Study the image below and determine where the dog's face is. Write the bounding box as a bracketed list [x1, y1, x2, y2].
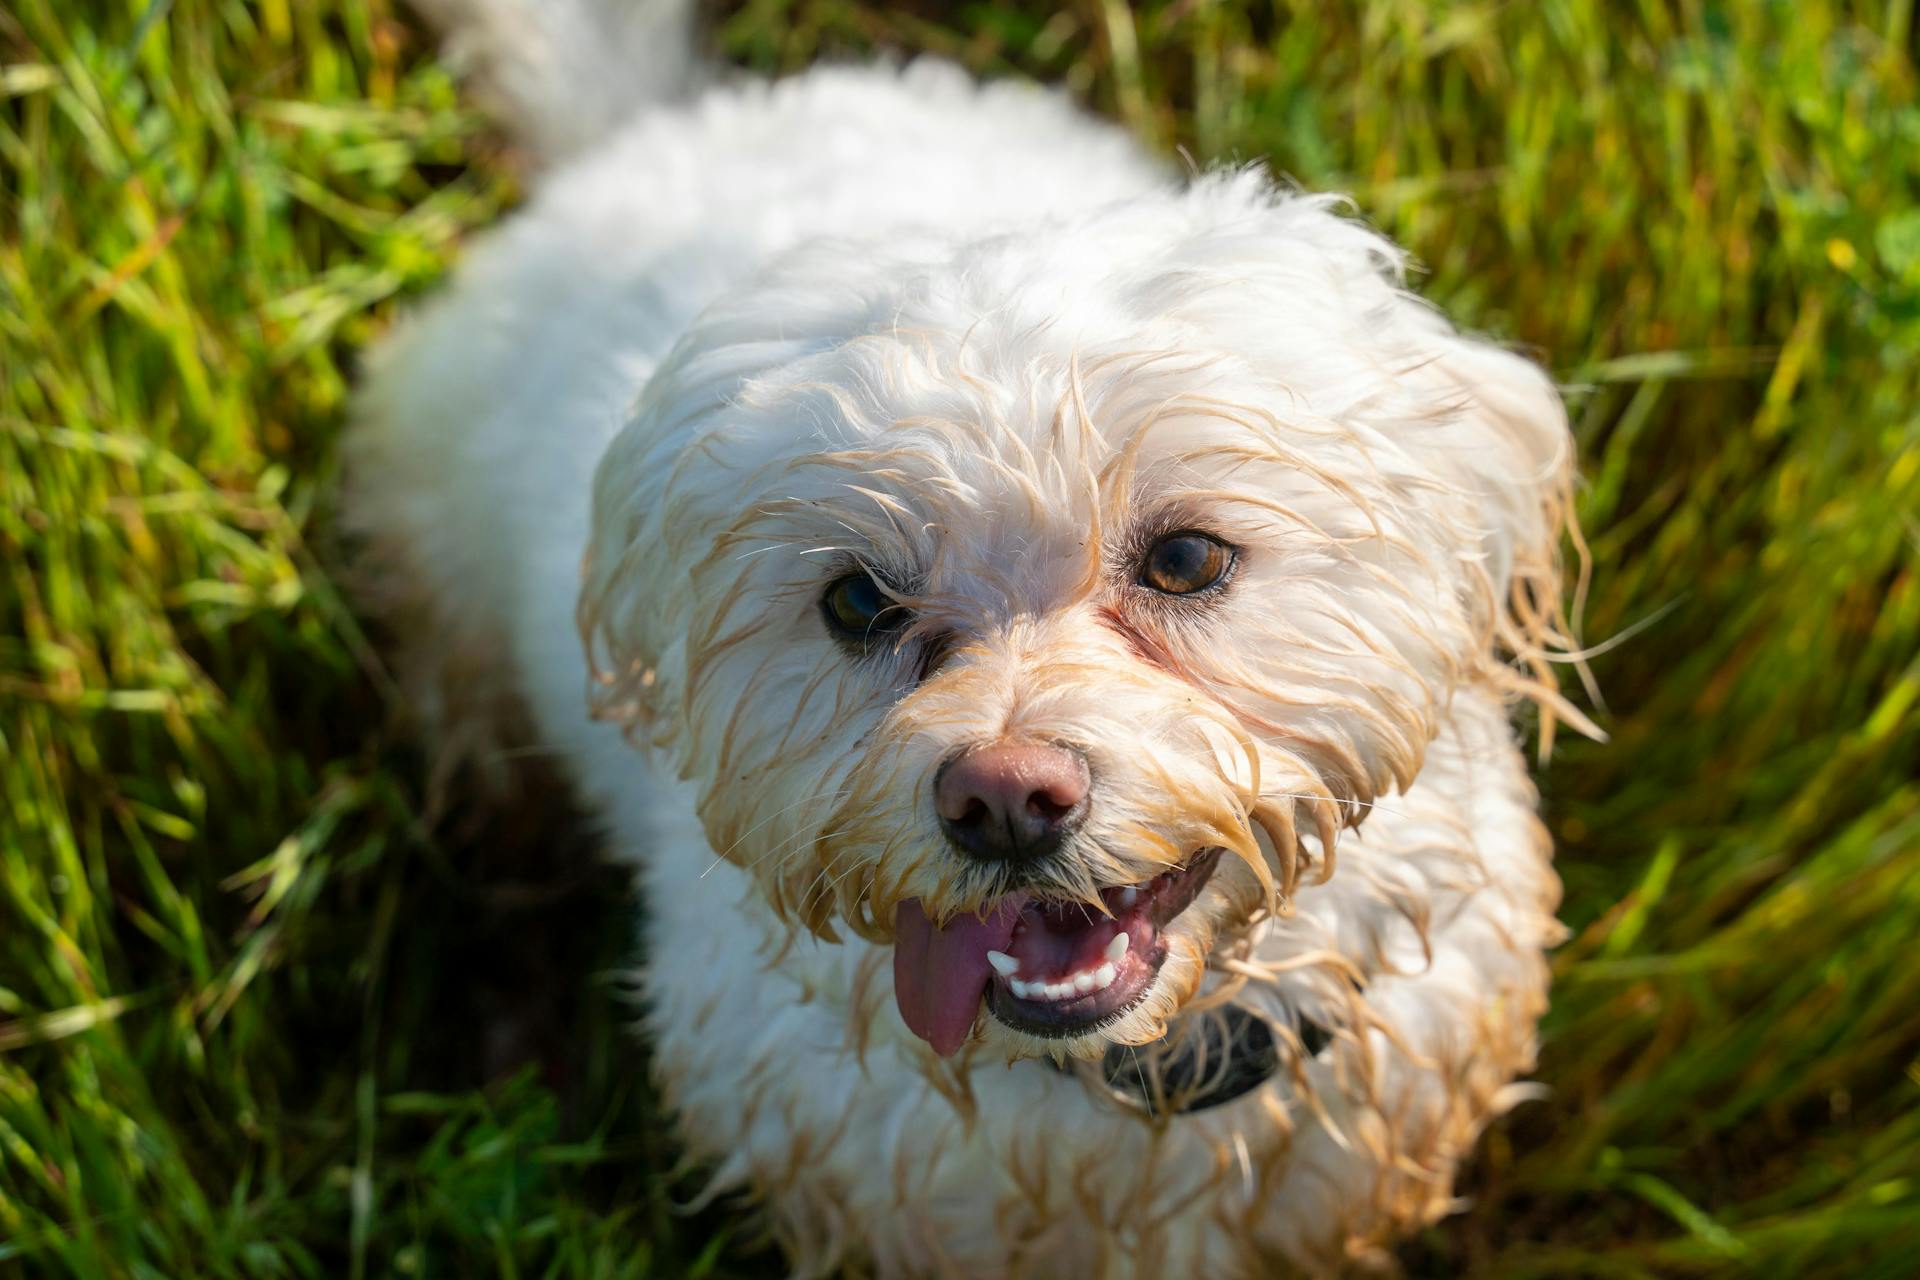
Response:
[584, 176, 1571, 1062]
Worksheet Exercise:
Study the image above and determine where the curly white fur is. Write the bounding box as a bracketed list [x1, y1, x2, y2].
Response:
[346, 9, 1578, 1274]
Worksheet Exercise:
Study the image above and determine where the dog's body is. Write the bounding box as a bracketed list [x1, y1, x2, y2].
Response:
[348, 9, 1575, 1274]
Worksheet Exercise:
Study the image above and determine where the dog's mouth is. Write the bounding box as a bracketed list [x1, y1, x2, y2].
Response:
[893, 848, 1225, 1056]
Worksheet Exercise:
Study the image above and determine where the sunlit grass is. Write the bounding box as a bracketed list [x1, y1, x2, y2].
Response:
[3, 1, 1917, 1275]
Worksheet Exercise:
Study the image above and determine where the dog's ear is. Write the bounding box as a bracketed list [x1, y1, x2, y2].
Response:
[578, 384, 693, 753]
[1396, 321, 1594, 751]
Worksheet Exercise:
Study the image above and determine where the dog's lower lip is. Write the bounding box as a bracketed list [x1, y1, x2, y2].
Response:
[984, 848, 1224, 1039]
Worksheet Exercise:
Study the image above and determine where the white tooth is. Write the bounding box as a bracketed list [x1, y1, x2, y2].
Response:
[1105, 933, 1130, 963]
[1093, 962, 1116, 990]
[986, 950, 1019, 978]
[1073, 971, 1096, 994]
[1118, 887, 1140, 908]
[1010, 979, 1031, 999]
[1049, 982, 1072, 1001]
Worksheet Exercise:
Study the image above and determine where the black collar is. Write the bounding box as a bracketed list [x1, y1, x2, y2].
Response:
[1055, 1006, 1332, 1116]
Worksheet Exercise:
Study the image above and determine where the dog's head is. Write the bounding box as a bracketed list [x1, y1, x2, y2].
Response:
[582, 173, 1574, 1061]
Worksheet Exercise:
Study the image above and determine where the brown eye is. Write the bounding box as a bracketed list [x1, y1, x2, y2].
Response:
[1138, 531, 1234, 595]
[822, 572, 909, 643]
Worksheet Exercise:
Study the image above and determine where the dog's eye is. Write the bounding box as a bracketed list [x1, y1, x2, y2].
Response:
[1138, 531, 1235, 595]
[822, 571, 910, 643]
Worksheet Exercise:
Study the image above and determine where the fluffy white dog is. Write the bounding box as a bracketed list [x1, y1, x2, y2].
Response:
[347, 2, 1590, 1273]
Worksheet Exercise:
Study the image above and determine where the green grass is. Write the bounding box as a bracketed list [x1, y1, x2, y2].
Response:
[3, 1, 1917, 1275]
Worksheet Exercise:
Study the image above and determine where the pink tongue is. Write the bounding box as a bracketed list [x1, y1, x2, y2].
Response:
[892, 895, 1027, 1057]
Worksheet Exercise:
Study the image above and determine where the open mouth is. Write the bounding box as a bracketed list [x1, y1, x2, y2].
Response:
[893, 848, 1225, 1056]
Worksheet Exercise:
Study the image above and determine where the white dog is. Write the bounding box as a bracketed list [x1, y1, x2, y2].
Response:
[346, 2, 1589, 1273]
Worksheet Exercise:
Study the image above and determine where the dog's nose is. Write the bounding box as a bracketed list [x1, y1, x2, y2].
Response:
[934, 741, 1091, 863]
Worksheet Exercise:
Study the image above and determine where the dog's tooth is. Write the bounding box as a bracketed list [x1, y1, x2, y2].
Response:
[1049, 981, 1072, 1001]
[986, 950, 1019, 978]
[1093, 962, 1116, 990]
[1073, 971, 1096, 994]
[1010, 979, 1031, 999]
[1105, 933, 1130, 963]
[1118, 887, 1140, 908]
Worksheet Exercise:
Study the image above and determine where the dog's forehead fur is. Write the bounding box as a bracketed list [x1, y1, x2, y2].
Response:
[587, 177, 1571, 768]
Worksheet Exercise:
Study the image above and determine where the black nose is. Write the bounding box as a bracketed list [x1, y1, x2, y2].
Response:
[934, 741, 1092, 863]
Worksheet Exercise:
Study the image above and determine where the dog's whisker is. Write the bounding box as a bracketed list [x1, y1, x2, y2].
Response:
[781, 830, 871, 917]
[747, 819, 858, 880]
[1257, 791, 1407, 821]
[734, 541, 856, 561]
[1534, 594, 1684, 663]
[704, 787, 860, 877]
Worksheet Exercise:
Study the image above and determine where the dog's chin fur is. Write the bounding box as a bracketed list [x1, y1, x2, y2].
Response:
[346, 13, 1581, 1276]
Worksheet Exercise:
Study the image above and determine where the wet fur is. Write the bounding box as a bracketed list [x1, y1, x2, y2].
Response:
[347, 29, 1580, 1277]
